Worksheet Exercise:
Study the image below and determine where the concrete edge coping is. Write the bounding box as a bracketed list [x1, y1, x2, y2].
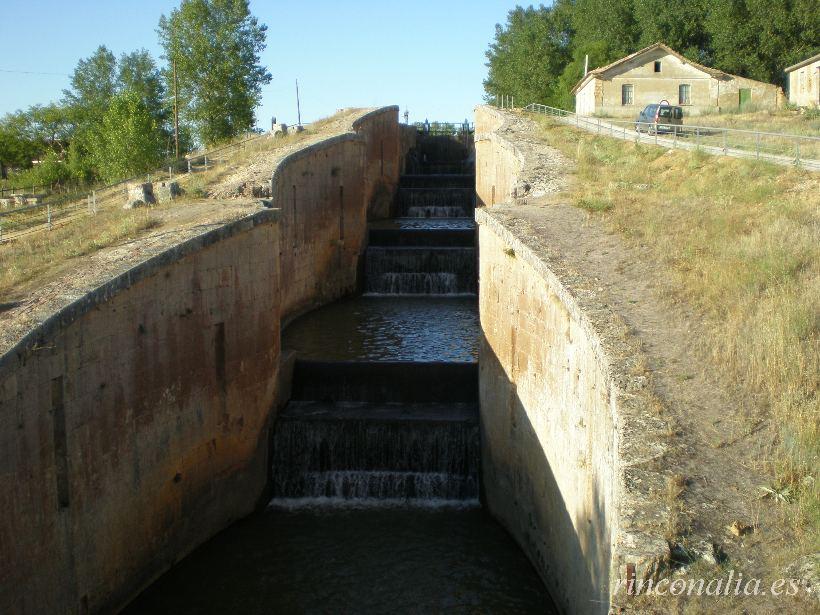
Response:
[473, 105, 529, 172]
[475, 206, 671, 579]
[1, 103, 402, 373]
[351, 105, 400, 131]
[270, 104, 400, 206]
[0, 208, 281, 375]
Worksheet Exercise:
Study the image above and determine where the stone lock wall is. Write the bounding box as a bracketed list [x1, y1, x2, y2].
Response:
[0, 213, 282, 614]
[475, 107, 669, 614]
[352, 106, 403, 221]
[474, 106, 525, 208]
[274, 106, 407, 321]
[273, 134, 367, 322]
[478, 216, 618, 613]
[0, 106, 405, 614]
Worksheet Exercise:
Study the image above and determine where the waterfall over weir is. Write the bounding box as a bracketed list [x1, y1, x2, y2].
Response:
[124, 122, 558, 614]
[271, 402, 479, 505]
[272, 169, 479, 508]
[365, 247, 476, 295]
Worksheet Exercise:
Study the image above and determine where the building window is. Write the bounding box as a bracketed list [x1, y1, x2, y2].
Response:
[679, 84, 691, 105]
[622, 84, 634, 105]
[654, 61, 662, 72]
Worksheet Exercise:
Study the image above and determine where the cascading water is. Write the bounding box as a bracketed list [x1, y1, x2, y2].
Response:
[398, 186, 472, 218]
[271, 402, 479, 505]
[365, 247, 476, 295]
[406, 205, 467, 218]
[271, 168, 481, 508]
[126, 124, 557, 614]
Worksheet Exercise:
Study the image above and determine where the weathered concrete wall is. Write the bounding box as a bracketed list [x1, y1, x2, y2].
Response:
[475, 111, 669, 613]
[352, 106, 401, 221]
[274, 106, 404, 321]
[477, 212, 669, 614]
[714, 75, 783, 111]
[273, 135, 366, 322]
[0, 106, 406, 615]
[474, 106, 525, 208]
[399, 124, 418, 175]
[0, 212, 282, 614]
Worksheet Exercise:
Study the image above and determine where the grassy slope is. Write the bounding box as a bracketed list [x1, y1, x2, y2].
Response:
[532, 116, 819, 551]
[692, 107, 820, 137]
[0, 115, 348, 301]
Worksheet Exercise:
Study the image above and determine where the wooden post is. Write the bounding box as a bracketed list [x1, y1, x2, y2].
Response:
[173, 57, 180, 160]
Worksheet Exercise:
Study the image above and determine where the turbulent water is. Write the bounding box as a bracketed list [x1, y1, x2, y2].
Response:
[365, 247, 476, 295]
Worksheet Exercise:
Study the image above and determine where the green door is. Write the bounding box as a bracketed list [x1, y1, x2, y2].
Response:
[739, 88, 751, 107]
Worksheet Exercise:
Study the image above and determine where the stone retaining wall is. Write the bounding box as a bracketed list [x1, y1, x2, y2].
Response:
[0, 212, 282, 614]
[0, 106, 405, 614]
[475, 105, 669, 614]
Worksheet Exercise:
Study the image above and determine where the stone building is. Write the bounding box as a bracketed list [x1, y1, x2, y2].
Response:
[785, 53, 820, 108]
[572, 43, 783, 117]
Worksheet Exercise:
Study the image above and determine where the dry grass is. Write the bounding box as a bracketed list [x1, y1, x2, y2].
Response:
[0, 109, 364, 301]
[694, 107, 820, 138]
[0, 208, 161, 299]
[533, 116, 819, 551]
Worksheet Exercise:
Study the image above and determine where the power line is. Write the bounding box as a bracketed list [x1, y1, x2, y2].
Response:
[0, 69, 71, 77]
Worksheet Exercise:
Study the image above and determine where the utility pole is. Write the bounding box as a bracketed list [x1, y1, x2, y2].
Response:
[173, 57, 180, 160]
[296, 79, 302, 128]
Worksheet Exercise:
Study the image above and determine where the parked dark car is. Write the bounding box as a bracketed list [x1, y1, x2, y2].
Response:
[636, 102, 684, 133]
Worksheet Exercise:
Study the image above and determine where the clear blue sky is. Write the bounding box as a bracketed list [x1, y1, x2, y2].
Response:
[0, 0, 523, 127]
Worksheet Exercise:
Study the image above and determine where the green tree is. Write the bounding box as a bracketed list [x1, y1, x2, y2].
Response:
[91, 89, 164, 183]
[63, 45, 118, 124]
[27, 104, 73, 155]
[571, 0, 639, 59]
[484, 4, 572, 107]
[706, 0, 819, 86]
[633, 0, 711, 63]
[0, 112, 38, 179]
[158, 0, 272, 145]
[29, 151, 72, 186]
[118, 49, 168, 126]
[554, 40, 614, 110]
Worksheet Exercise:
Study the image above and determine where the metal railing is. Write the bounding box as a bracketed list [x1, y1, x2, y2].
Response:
[414, 121, 475, 136]
[521, 102, 820, 170]
[0, 131, 266, 243]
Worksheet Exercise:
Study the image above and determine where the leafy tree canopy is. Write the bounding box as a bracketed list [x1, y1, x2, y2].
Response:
[91, 89, 165, 183]
[158, 0, 272, 145]
[484, 1, 820, 109]
[484, 5, 572, 107]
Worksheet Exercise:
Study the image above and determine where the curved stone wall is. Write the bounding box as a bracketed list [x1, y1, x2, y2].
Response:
[0, 212, 282, 614]
[475, 106, 669, 614]
[0, 106, 405, 614]
[474, 106, 526, 207]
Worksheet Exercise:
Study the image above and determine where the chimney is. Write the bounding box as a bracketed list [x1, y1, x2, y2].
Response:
[584, 54, 589, 77]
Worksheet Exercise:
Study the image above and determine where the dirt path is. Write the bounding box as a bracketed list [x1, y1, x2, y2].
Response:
[486, 110, 816, 612]
[0, 200, 260, 356]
